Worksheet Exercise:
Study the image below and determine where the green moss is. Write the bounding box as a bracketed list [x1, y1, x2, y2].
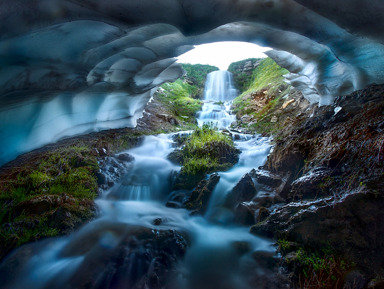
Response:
[175, 124, 240, 188]
[157, 80, 203, 122]
[242, 58, 289, 96]
[0, 145, 99, 260]
[231, 58, 291, 136]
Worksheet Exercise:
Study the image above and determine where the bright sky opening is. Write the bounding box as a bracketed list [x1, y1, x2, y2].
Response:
[177, 42, 271, 70]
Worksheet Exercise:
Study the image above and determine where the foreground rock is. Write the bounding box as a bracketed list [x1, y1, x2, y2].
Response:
[0, 225, 189, 289]
[184, 173, 220, 214]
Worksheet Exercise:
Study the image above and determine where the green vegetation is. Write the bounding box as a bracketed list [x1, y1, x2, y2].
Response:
[173, 123, 240, 189]
[241, 58, 289, 97]
[157, 79, 203, 124]
[292, 248, 353, 289]
[228, 58, 261, 92]
[231, 58, 290, 136]
[156, 64, 218, 125]
[0, 145, 99, 260]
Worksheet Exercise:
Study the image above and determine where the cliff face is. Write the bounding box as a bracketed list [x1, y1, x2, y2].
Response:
[251, 85, 384, 287]
[229, 58, 384, 287]
[228, 58, 262, 93]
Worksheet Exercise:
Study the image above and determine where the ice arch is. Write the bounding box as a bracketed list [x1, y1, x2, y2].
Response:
[0, 0, 384, 165]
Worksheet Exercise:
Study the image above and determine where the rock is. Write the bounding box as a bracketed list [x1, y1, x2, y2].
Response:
[165, 201, 181, 209]
[225, 173, 257, 208]
[116, 153, 135, 162]
[95, 171, 106, 185]
[240, 114, 253, 123]
[167, 149, 183, 164]
[59, 226, 189, 289]
[234, 202, 257, 225]
[251, 169, 282, 188]
[231, 241, 252, 255]
[289, 168, 331, 201]
[252, 251, 278, 270]
[156, 113, 179, 125]
[257, 207, 270, 222]
[153, 218, 163, 226]
[184, 173, 220, 214]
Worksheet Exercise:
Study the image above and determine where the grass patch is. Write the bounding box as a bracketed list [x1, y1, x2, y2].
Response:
[0, 145, 99, 260]
[282, 246, 354, 289]
[174, 123, 240, 188]
[231, 58, 290, 135]
[157, 79, 203, 123]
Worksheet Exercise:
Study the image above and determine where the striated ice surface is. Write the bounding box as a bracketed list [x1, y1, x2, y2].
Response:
[0, 0, 384, 165]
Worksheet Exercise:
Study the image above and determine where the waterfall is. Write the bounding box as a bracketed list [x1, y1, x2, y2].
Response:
[204, 70, 238, 102]
[198, 70, 237, 129]
[0, 72, 276, 289]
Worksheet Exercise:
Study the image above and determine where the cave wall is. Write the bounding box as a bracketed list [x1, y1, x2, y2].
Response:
[1, 0, 384, 165]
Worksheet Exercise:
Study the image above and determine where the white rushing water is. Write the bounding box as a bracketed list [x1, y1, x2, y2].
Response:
[198, 70, 237, 129]
[0, 70, 275, 289]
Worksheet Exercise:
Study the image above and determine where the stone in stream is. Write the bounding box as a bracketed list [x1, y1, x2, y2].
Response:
[184, 173, 220, 214]
[224, 173, 257, 209]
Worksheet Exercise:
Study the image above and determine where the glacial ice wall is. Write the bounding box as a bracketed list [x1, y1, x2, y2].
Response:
[0, 0, 384, 165]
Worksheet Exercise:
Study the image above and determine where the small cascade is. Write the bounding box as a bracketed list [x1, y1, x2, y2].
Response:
[198, 70, 237, 129]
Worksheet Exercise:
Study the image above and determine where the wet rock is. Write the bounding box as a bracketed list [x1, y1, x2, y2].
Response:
[95, 171, 107, 185]
[253, 191, 284, 207]
[257, 207, 270, 222]
[231, 241, 252, 255]
[225, 173, 257, 208]
[165, 201, 181, 209]
[167, 149, 183, 165]
[184, 173, 220, 214]
[252, 251, 278, 270]
[289, 168, 332, 201]
[60, 226, 189, 289]
[251, 169, 282, 188]
[234, 202, 257, 225]
[116, 153, 135, 162]
[153, 218, 163, 226]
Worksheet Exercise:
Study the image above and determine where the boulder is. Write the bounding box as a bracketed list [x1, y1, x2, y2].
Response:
[116, 153, 135, 162]
[250, 169, 282, 188]
[234, 202, 257, 225]
[289, 168, 332, 201]
[225, 173, 257, 208]
[184, 173, 220, 214]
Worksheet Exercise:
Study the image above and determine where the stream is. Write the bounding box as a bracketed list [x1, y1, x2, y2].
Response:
[0, 71, 277, 289]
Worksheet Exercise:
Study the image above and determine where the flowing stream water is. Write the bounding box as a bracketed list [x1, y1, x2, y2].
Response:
[0, 70, 276, 289]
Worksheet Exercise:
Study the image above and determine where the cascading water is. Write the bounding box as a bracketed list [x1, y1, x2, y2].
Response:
[198, 70, 237, 129]
[0, 71, 277, 289]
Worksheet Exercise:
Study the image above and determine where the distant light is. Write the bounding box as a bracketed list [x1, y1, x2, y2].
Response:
[177, 41, 271, 70]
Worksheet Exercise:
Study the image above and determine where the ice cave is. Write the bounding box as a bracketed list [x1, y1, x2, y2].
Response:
[1, 0, 384, 165]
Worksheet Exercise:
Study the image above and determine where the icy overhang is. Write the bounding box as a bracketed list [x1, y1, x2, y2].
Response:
[0, 0, 384, 165]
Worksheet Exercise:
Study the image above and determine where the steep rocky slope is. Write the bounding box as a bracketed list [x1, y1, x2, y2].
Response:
[229, 58, 384, 287]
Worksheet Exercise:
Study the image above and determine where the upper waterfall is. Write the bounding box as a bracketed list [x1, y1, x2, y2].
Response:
[198, 70, 237, 129]
[203, 71, 238, 102]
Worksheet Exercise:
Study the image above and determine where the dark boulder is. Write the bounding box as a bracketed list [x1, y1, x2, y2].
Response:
[225, 173, 257, 209]
[184, 173, 220, 214]
[116, 153, 135, 162]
